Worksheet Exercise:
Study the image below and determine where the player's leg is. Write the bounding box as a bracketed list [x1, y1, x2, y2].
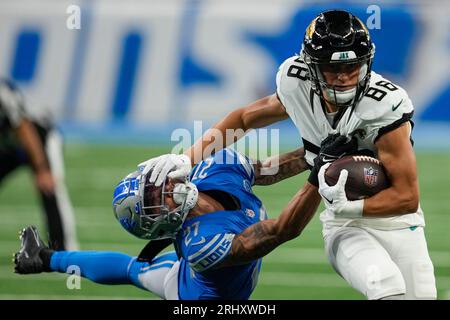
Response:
[39, 194, 66, 250]
[324, 226, 406, 300]
[48, 250, 179, 298]
[15, 226, 178, 299]
[1, 143, 69, 250]
[49, 250, 138, 284]
[367, 226, 437, 300]
[128, 251, 179, 299]
[40, 129, 78, 250]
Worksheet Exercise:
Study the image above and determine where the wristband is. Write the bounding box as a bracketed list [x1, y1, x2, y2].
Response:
[339, 199, 364, 218]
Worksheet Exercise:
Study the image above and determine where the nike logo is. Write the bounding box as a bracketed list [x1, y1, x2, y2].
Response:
[392, 99, 403, 111]
[323, 196, 334, 204]
[191, 237, 206, 246]
[322, 156, 337, 163]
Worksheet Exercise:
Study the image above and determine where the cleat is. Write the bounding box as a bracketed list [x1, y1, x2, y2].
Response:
[14, 226, 48, 274]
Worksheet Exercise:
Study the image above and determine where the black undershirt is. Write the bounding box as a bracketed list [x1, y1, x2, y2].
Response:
[201, 189, 241, 211]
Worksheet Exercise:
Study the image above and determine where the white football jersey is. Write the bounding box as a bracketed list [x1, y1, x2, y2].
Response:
[0, 81, 27, 128]
[276, 55, 425, 230]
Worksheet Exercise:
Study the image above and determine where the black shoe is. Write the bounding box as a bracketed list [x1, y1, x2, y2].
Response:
[14, 226, 48, 274]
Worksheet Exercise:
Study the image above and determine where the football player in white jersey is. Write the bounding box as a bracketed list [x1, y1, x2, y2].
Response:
[140, 10, 436, 299]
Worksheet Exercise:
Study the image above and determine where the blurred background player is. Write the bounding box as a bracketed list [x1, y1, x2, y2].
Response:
[0, 79, 78, 250]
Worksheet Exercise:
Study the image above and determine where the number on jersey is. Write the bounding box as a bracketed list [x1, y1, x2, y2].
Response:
[365, 80, 398, 101]
[286, 57, 308, 81]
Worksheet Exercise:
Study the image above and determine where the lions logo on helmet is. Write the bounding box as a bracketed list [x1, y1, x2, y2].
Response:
[112, 171, 147, 238]
[112, 170, 198, 240]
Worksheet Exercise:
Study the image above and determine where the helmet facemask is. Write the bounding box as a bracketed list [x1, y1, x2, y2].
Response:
[140, 173, 198, 240]
[113, 171, 198, 240]
[303, 49, 374, 109]
[300, 10, 376, 110]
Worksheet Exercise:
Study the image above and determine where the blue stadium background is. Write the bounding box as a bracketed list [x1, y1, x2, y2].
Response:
[1, 0, 450, 148]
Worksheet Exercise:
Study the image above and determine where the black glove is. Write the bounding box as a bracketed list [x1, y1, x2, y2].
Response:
[308, 134, 358, 187]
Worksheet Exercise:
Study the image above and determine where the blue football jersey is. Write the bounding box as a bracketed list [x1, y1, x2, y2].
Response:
[176, 148, 268, 300]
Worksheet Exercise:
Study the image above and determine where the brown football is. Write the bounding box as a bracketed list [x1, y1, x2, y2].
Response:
[324, 155, 390, 200]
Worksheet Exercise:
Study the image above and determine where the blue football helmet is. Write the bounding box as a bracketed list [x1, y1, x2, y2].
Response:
[112, 170, 198, 240]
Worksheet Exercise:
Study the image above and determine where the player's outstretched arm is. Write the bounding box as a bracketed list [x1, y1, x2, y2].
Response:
[15, 119, 48, 172]
[220, 182, 321, 267]
[139, 94, 288, 185]
[185, 93, 288, 165]
[363, 122, 419, 216]
[15, 119, 55, 195]
[253, 147, 309, 185]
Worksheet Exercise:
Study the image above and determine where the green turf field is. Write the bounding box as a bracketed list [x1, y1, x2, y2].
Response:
[0, 144, 449, 300]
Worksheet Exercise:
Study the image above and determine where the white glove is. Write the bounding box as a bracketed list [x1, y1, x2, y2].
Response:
[318, 163, 364, 218]
[137, 154, 192, 186]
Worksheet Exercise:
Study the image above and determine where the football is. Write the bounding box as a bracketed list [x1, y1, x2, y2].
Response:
[324, 155, 390, 200]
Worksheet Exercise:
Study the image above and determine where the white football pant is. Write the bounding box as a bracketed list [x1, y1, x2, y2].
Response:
[135, 251, 180, 300]
[323, 225, 437, 300]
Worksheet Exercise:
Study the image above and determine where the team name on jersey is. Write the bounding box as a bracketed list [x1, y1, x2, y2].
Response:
[188, 233, 235, 272]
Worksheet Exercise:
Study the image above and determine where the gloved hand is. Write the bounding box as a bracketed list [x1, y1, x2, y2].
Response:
[137, 154, 192, 186]
[318, 163, 364, 218]
[308, 134, 358, 187]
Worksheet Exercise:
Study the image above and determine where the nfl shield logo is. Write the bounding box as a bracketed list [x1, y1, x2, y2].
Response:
[245, 209, 255, 218]
[364, 167, 378, 187]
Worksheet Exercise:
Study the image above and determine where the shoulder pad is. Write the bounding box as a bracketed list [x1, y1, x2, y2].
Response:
[0, 81, 27, 127]
[355, 72, 414, 121]
[276, 55, 309, 100]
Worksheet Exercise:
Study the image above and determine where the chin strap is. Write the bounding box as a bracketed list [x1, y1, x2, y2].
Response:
[173, 182, 199, 210]
[325, 87, 357, 105]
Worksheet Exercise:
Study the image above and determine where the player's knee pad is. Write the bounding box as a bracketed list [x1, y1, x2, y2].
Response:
[133, 251, 178, 299]
[325, 228, 406, 300]
[367, 264, 406, 300]
[163, 260, 180, 300]
[404, 259, 437, 300]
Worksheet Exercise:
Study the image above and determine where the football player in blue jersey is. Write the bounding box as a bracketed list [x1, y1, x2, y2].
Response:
[14, 146, 345, 299]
